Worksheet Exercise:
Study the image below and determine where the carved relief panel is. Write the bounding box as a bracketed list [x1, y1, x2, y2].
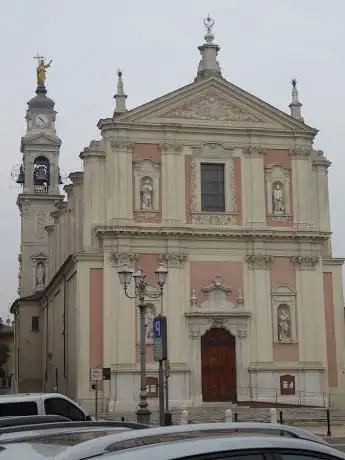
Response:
[190, 276, 244, 311]
[271, 283, 297, 343]
[133, 159, 160, 216]
[265, 164, 291, 221]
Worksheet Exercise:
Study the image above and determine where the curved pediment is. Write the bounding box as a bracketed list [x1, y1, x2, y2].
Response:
[30, 252, 48, 261]
[271, 283, 296, 296]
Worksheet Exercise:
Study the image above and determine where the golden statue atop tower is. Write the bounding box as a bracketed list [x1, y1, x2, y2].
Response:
[33, 53, 52, 87]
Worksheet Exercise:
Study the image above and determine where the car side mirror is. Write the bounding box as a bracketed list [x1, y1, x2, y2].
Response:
[85, 414, 92, 421]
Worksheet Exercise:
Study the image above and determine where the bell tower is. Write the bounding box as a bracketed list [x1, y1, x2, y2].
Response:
[16, 56, 64, 297]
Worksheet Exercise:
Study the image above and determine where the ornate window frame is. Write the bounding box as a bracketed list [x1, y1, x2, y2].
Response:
[191, 143, 237, 225]
[265, 163, 291, 221]
[133, 158, 160, 217]
[271, 283, 297, 343]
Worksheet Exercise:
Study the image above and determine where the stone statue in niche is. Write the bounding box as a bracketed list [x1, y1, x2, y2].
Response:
[272, 182, 285, 215]
[36, 262, 45, 288]
[277, 304, 291, 341]
[140, 177, 153, 210]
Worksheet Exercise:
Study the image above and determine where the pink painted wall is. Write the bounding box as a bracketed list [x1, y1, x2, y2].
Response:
[190, 261, 243, 303]
[270, 257, 299, 361]
[133, 143, 162, 223]
[136, 254, 161, 364]
[89, 268, 103, 370]
[273, 344, 299, 361]
[323, 272, 338, 386]
[264, 149, 293, 227]
[233, 157, 242, 225]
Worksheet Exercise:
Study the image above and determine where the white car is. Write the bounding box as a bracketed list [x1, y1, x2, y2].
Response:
[86, 435, 345, 460]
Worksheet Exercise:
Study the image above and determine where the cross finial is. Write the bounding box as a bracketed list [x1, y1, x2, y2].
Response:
[33, 52, 44, 64]
[203, 14, 215, 34]
[291, 78, 297, 88]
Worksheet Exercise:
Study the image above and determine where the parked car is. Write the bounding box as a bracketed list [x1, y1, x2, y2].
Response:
[0, 393, 91, 421]
[0, 420, 150, 459]
[52, 422, 329, 460]
[84, 435, 345, 460]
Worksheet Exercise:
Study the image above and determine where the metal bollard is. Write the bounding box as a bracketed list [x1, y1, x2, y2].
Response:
[180, 409, 189, 425]
[326, 408, 331, 437]
[234, 412, 238, 422]
[225, 409, 232, 423]
[279, 410, 283, 424]
[269, 408, 278, 424]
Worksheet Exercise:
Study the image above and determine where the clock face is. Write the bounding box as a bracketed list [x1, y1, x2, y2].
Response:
[35, 114, 49, 128]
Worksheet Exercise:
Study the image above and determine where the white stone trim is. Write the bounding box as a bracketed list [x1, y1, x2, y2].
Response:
[133, 158, 160, 214]
[185, 313, 251, 403]
[265, 163, 291, 221]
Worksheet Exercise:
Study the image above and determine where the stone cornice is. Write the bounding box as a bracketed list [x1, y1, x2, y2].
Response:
[322, 257, 345, 266]
[98, 119, 316, 139]
[69, 171, 84, 185]
[96, 225, 330, 243]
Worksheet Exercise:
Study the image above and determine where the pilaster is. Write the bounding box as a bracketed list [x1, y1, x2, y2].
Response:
[245, 254, 273, 362]
[160, 143, 185, 224]
[291, 255, 325, 363]
[243, 147, 266, 228]
[159, 250, 189, 363]
[290, 148, 313, 230]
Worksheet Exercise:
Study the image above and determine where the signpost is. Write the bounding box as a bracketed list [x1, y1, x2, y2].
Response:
[153, 316, 168, 426]
[90, 367, 110, 419]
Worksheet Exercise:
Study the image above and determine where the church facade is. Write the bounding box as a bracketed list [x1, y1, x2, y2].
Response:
[11, 20, 345, 411]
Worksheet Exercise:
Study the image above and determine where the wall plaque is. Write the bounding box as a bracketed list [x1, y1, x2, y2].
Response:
[280, 374, 296, 395]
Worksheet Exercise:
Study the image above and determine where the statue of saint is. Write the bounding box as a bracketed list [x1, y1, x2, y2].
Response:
[36, 262, 45, 287]
[140, 178, 153, 210]
[34, 55, 52, 86]
[278, 305, 291, 341]
[272, 182, 285, 215]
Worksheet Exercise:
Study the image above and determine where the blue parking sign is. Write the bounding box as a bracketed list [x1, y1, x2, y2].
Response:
[153, 317, 161, 339]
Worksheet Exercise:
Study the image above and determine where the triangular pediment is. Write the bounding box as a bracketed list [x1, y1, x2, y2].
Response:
[21, 132, 61, 148]
[111, 77, 316, 134]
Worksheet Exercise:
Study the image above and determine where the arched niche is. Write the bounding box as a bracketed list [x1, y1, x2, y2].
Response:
[33, 155, 50, 191]
[271, 283, 297, 343]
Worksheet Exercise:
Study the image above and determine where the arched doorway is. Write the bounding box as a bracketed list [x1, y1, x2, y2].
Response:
[201, 327, 237, 402]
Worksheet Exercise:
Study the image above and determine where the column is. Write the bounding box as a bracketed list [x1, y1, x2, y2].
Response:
[160, 250, 188, 363]
[246, 254, 273, 362]
[243, 148, 266, 228]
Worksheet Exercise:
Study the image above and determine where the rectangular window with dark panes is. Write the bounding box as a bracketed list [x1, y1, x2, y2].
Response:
[31, 316, 40, 332]
[201, 163, 225, 212]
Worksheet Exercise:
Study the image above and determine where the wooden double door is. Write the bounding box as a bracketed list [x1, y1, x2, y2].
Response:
[201, 327, 237, 402]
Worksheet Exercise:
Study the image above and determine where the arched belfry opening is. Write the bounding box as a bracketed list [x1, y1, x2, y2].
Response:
[33, 156, 50, 193]
[201, 327, 237, 402]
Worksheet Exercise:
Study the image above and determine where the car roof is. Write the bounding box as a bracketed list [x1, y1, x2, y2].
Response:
[95, 436, 345, 460]
[0, 393, 65, 403]
[0, 425, 130, 443]
[53, 422, 328, 460]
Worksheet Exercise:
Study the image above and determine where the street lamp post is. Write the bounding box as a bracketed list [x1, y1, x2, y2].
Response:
[117, 262, 168, 424]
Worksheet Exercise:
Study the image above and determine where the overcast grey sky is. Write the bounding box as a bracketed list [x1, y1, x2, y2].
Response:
[1, 0, 344, 316]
